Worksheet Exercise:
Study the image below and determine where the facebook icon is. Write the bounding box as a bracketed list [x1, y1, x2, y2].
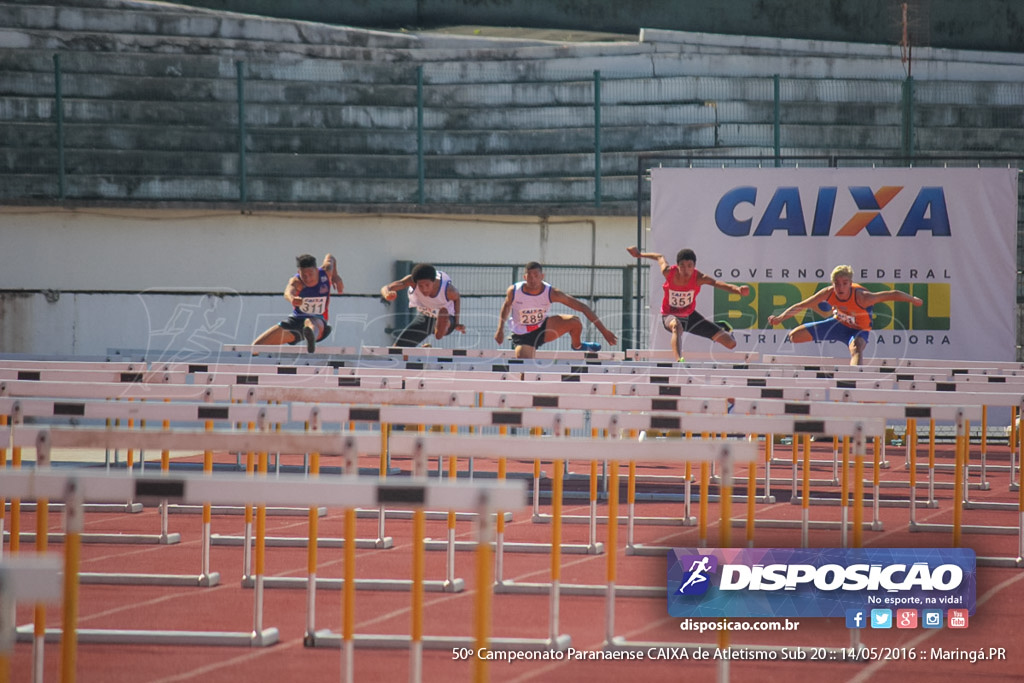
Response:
[845, 609, 866, 629]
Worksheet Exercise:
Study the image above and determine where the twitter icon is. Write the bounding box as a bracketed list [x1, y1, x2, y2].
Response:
[870, 609, 893, 629]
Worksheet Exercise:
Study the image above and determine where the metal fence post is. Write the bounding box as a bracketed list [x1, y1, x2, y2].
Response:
[236, 61, 247, 204]
[53, 54, 65, 201]
[634, 156, 646, 350]
[389, 260, 414, 343]
[417, 66, 425, 205]
[621, 266, 633, 351]
[901, 76, 915, 158]
[594, 70, 602, 207]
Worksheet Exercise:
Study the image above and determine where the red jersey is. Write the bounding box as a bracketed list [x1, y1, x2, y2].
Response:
[661, 265, 699, 316]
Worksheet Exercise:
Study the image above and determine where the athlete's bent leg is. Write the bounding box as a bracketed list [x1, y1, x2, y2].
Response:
[849, 336, 866, 366]
[787, 326, 814, 344]
[434, 310, 451, 339]
[515, 344, 537, 359]
[542, 315, 583, 347]
[712, 329, 738, 349]
[666, 317, 683, 359]
[253, 325, 296, 346]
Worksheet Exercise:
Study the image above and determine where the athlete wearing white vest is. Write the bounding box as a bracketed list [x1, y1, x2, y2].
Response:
[495, 261, 617, 359]
[508, 280, 553, 335]
[409, 270, 456, 318]
[380, 263, 464, 347]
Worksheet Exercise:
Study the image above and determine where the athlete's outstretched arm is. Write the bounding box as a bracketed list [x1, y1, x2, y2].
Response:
[696, 270, 750, 297]
[550, 288, 618, 345]
[322, 253, 343, 294]
[626, 245, 670, 274]
[380, 274, 413, 301]
[856, 288, 923, 308]
[494, 286, 515, 344]
[767, 287, 832, 327]
[444, 282, 465, 332]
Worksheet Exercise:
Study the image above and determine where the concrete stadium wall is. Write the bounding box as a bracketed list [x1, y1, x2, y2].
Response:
[0, 208, 634, 355]
[174, 0, 1024, 54]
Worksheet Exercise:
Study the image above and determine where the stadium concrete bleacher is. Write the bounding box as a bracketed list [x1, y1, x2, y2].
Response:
[2, 0, 1022, 214]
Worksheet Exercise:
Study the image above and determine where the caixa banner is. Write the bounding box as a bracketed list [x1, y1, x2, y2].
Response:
[667, 548, 975, 618]
[649, 167, 1018, 361]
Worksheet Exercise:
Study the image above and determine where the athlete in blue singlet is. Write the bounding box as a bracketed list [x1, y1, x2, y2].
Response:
[253, 253, 344, 353]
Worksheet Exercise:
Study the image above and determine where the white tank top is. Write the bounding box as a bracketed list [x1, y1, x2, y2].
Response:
[408, 271, 455, 318]
[509, 281, 552, 335]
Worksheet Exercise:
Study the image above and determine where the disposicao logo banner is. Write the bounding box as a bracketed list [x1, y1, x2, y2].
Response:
[667, 548, 975, 618]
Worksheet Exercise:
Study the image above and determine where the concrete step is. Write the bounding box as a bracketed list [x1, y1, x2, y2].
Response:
[417, 51, 1024, 84]
[0, 2, 419, 48]
[641, 27, 1024, 68]
[0, 25, 650, 63]
[915, 81, 1024, 107]
[0, 95, 720, 130]
[5, 83, 1019, 133]
[0, 172, 641, 205]
[915, 127, 1024, 153]
[8, 118, 1000, 160]
[6, 44, 1022, 111]
[0, 146, 679, 179]
[0, 120, 721, 155]
[0, 26, 418, 61]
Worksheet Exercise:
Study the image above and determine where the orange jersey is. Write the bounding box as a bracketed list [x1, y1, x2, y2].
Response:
[825, 284, 872, 330]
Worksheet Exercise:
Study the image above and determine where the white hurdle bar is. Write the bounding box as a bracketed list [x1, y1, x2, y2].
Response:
[733, 398, 984, 521]
[1, 433, 525, 683]
[0, 380, 231, 402]
[835, 386, 1023, 496]
[481, 391, 735, 524]
[287, 402, 579, 534]
[585, 413, 886, 553]
[383, 432, 759, 601]
[837, 388, 1024, 567]
[310, 434, 758, 648]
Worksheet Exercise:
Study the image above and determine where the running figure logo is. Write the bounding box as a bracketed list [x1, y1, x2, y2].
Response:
[677, 555, 718, 595]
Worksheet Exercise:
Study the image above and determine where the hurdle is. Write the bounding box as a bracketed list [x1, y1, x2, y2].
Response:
[221, 344, 366, 358]
[281, 404, 597, 561]
[237, 383, 480, 408]
[835, 386, 1021, 499]
[0, 367, 170, 387]
[216, 416, 403, 592]
[480, 390, 732, 521]
[603, 426, 868, 665]
[0, 359, 142, 373]
[0, 379, 231, 403]
[586, 413, 885, 553]
[163, 397, 326, 519]
[0, 555, 63, 683]
[1, 400, 297, 586]
[837, 387, 1024, 567]
[209, 406, 395, 559]
[626, 349, 760, 363]
[732, 397, 984, 520]
[340, 404, 595, 555]
[413, 432, 758, 598]
[2, 441, 523, 683]
[0, 390, 298, 510]
[307, 432, 755, 652]
[207, 404, 591, 599]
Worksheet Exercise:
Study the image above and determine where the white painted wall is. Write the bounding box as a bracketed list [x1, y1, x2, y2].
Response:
[0, 207, 638, 356]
